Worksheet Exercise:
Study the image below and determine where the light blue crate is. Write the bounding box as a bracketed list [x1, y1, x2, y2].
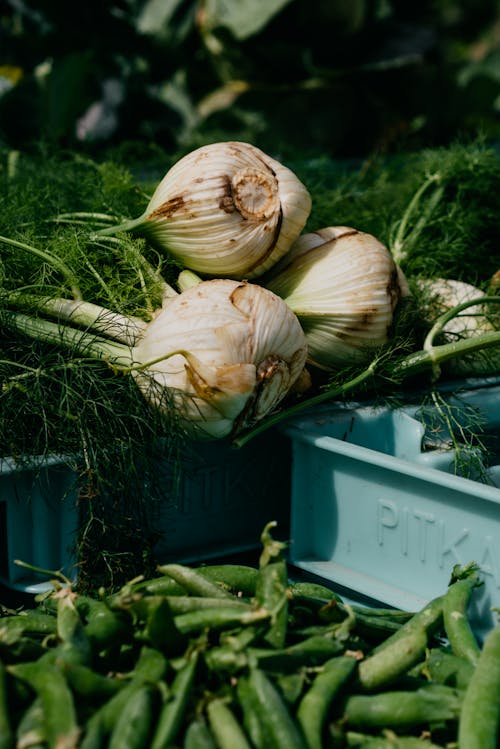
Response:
[0, 427, 291, 594]
[285, 383, 500, 640]
[0, 456, 79, 593]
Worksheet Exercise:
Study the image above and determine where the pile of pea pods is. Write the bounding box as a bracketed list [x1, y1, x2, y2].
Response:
[0, 521, 499, 749]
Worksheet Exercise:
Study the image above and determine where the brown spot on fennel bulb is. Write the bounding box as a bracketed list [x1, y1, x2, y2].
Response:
[131, 279, 308, 440]
[265, 227, 409, 371]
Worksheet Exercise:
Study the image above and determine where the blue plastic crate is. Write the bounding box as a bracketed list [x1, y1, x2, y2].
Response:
[284, 382, 500, 639]
[0, 456, 79, 593]
[0, 428, 291, 594]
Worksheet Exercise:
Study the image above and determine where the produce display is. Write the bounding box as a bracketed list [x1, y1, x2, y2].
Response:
[0, 523, 497, 748]
[0, 137, 499, 585]
[1, 140, 499, 447]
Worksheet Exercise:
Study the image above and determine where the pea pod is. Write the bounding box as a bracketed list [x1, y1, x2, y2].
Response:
[254, 521, 289, 649]
[156, 564, 235, 600]
[150, 651, 199, 749]
[458, 620, 500, 749]
[246, 667, 308, 749]
[358, 594, 445, 691]
[108, 684, 155, 749]
[16, 696, 46, 749]
[81, 597, 132, 651]
[79, 646, 168, 748]
[173, 605, 269, 637]
[206, 698, 252, 749]
[7, 660, 80, 749]
[345, 731, 446, 748]
[0, 660, 13, 749]
[409, 647, 474, 690]
[296, 655, 357, 749]
[55, 657, 125, 701]
[55, 588, 93, 666]
[193, 564, 259, 597]
[0, 612, 57, 642]
[443, 563, 481, 666]
[236, 674, 271, 749]
[342, 683, 462, 730]
[184, 717, 218, 749]
[250, 634, 347, 673]
[139, 596, 186, 656]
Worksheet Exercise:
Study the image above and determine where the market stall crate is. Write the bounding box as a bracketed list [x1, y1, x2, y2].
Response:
[0, 428, 291, 594]
[0, 456, 79, 593]
[285, 380, 500, 640]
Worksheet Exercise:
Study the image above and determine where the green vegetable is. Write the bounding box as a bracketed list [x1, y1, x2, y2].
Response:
[206, 698, 252, 749]
[150, 652, 199, 749]
[458, 620, 500, 749]
[443, 563, 482, 666]
[254, 521, 289, 649]
[108, 684, 155, 749]
[7, 660, 80, 749]
[296, 655, 357, 749]
[0, 660, 13, 749]
[342, 684, 463, 729]
[246, 667, 308, 749]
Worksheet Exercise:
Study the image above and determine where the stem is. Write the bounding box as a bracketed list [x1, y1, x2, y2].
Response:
[177, 270, 203, 292]
[2, 310, 135, 368]
[390, 173, 441, 265]
[392, 330, 500, 378]
[53, 211, 119, 223]
[233, 361, 378, 447]
[424, 297, 500, 351]
[0, 235, 82, 301]
[14, 559, 73, 586]
[93, 214, 147, 237]
[5, 292, 148, 345]
[233, 328, 500, 448]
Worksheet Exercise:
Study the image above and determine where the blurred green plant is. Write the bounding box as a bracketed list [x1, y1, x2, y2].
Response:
[0, 1, 499, 161]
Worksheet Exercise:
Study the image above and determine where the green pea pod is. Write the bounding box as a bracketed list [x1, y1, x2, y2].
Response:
[56, 589, 93, 666]
[0, 612, 57, 642]
[246, 667, 308, 749]
[357, 627, 428, 692]
[206, 698, 252, 749]
[345, 731, 447, 748]
[150, 651, 199, 749]
[163, 596, 250, 615]
[79, 646, 168, 748]
[410, 647, 474, 690]
[0, 660, 13, 749]
[248, 633, 345, 673]
[443, 565, 481, 666]
[371, 594, 445, 654]
[358, 594, 445, 691]
[173, 605, 269, 637]
[108, 684, 155, 749]
[236, 674, 271, 749]
[193, 564, 259, 597]
[8, 660, 80, 749]
[56, 657, 125, 701]
[204, 645, 249, 676]
[141, 596, 186, 656]
[343, 683, 462, 730]
[82, 597, 132, 651]
[458, 621, 500, 749]
[296, 655, 357, 749]
[289, 581, 342, 603]
[184, 717, 218, 749]
[16, 697, 46, 748]
[255, 521, 289, 649]
[156, 564, 235, 600]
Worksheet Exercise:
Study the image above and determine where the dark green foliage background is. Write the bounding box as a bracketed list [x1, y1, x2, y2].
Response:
[0, 1, 499, 159]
